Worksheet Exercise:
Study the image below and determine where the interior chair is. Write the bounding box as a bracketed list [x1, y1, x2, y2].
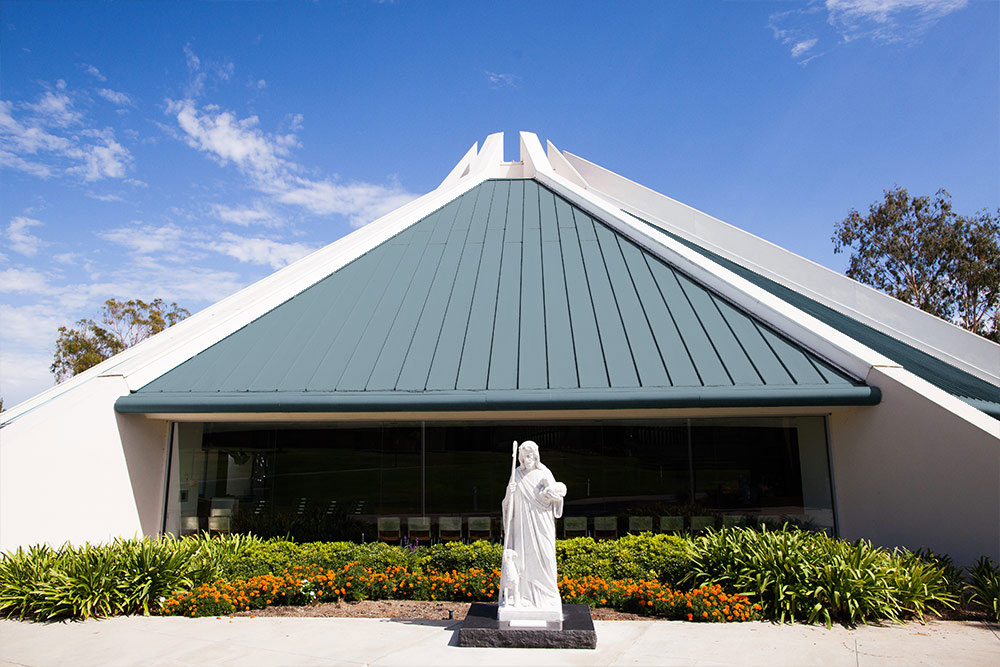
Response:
[594, 516, 618, 540]
[407, 516, 432, 544]
[438, 516, 463, 542]
[689, 515, 714, 531]
[628, 516, 653, 534]
[377, 517, 401, 544]
[563, 516, 588, 539]
[467, 516, 492, 542]
[659, 516, 684, 533]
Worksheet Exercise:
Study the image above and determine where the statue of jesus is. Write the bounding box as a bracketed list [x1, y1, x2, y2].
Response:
[498, 440, 567, 622]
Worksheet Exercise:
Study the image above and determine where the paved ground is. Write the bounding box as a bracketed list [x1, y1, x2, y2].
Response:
[1, 616, 998, 666]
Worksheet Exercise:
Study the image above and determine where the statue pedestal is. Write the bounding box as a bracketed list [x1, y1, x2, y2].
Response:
[497, 605, 563, 624]
[457, 603, 597, 649]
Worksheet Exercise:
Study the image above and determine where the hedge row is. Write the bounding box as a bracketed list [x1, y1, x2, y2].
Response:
[221, 533, 690, 585]
[2, 528, 996, 626]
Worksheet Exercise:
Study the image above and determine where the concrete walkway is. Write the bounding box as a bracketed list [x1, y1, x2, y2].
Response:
[1, 616, 998, 666]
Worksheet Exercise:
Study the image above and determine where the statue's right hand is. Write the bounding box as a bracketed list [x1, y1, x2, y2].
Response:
[507, 482, 516, 494]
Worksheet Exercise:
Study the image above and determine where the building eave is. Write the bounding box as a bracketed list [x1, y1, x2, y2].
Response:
[115, 385, 881, 415]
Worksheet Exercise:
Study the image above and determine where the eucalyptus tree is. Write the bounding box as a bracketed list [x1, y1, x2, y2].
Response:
[51, 298, 190, 381]
[833, 186, 999, 341]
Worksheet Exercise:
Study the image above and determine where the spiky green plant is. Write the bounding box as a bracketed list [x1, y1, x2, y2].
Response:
[683, 526, 957, 627]
[967, 556, 1000, 622]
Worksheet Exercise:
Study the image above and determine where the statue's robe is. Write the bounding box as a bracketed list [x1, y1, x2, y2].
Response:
[499, 464, 564, 611]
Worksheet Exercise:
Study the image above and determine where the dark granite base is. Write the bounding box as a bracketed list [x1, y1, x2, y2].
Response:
[457, 603, 597, 649]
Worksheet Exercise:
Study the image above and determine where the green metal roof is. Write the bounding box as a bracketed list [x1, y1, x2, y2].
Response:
[116, 180, 879, 414]
[625, 212, 1000, 419]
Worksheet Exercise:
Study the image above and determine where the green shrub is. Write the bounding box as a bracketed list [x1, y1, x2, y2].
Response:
[556, 537, 610, 579]
[967, 556, 1000, 622]
[0, 544, 68, 620]
[684, 527, 958, 626]
[605, 533, 691, 584]
[222, 540, 426, 579]
[223, 539, 301, 580]
[350, 541, 424, 571]
[555, 534, 690, 584]
[910, 548, 966, 600]
[420, 540, 503, 572]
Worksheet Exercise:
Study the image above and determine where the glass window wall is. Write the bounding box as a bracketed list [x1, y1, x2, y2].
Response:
[163, 416, 834, 541]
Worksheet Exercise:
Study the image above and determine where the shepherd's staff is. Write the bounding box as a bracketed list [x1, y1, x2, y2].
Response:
[502, 440, 517, 548]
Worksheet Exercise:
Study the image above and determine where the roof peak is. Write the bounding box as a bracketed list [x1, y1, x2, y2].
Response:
[438, 132, 587, 189]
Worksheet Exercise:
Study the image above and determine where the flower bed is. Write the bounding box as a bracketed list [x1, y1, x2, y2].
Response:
[558, 576, 761, 622]
[5, 530, 994, 625]
[159, 562, 761, 622]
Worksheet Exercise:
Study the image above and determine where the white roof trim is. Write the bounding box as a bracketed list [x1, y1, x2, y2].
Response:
[561, 150, 1000, 386]
[546, 140, 588, 189]
[438, 141, 478, 189]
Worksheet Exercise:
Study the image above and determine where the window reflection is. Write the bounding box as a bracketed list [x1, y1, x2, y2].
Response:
[164, 417, 834, 541]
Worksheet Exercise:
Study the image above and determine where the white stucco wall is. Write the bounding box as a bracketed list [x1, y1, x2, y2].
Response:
[829, 368, 1000, 566]
[0, 376, 169, 551]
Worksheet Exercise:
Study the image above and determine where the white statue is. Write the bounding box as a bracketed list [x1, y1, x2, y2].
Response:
[498, 440, 567, 623]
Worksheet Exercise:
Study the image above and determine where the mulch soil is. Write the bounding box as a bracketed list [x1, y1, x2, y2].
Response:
[232, 600, 645, 621]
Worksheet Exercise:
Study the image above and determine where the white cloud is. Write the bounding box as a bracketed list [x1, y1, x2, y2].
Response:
[167, 97, 417, 227]
[212, 202, 282, 226]
[768, 0, 967, 62]
[167, 99, 292, 178]
[0, 267, 54, 294]
[182, 43, 234, 98]
[0, 303, 67, 347]
[0, 90, 133, 182]
[27, 90, 81, 127]
[791, 38, 820, 58]
[184, 43, 201, 71]
[826, 0, 968, 42]
[86, 191, 124, 202]
[102, 218, 311, 271]
[81, 64, 107, 82]
[69, 129, 131, 181]
[5, 216, 45, 256]
[97, 88, 135, 107]
[101, 223, 188, 255]
[0, 150, 53, 178]
[0, 348, 58, 409]
[486, 71, 517, 88]
[276, 178, 416, 227]
[210, 232, 315, 269]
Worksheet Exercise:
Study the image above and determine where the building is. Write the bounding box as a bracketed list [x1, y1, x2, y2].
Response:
[2, 132, 997, 564]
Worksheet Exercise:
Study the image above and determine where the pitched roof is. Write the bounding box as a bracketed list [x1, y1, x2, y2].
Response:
[117, 179, 878, 414]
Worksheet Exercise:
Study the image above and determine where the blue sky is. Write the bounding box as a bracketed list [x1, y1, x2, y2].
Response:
[1, 0, 997, 406]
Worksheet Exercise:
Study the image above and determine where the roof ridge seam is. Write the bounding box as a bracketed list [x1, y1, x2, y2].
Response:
[613, 234, 673, 387]
[452, 180, 498, 391]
